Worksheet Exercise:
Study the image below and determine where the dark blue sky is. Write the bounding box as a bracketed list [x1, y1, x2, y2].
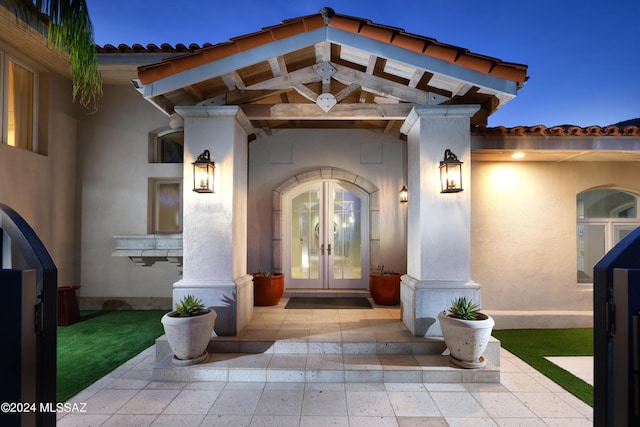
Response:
[87, 0, 639, 128]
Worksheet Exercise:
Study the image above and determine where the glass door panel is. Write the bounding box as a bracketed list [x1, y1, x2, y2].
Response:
[286, 181, 368, 290]
[291, 187, 320, 280]
[331, 187, 362, 281]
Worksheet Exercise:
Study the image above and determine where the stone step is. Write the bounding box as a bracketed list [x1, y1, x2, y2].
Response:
[152, 336, 500, 384]
[282, 289, 371, 298]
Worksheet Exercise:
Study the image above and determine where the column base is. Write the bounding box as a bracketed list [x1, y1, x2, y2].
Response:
[173, 275, 253, 336]
[401, 275, 481, 337]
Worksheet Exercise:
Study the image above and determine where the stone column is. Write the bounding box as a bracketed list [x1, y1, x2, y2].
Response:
[172, 106, 253, 336]
[400, 105, 481, 337]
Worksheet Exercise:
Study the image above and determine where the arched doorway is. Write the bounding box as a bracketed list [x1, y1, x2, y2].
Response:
[272, 168, 379, 291]
[285, 180, 369, 289]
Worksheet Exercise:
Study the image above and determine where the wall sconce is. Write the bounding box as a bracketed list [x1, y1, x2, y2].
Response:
[192, 150, 215, 193]
[399, 185, 408, 203]
[439, 149, 463, 193]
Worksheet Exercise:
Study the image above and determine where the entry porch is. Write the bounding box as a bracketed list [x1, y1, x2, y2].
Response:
[152, 296, 500, 384]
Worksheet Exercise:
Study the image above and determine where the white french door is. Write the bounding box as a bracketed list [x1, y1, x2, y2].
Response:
[285, 181, 368, 290]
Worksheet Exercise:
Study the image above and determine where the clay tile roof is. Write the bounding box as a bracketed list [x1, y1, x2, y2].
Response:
[474, 125, 640, 137]
[132, 8, 528, 85]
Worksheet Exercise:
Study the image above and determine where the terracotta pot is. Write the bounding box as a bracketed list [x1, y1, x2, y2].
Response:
[438, 311, 495, 368]
[161, 309, 217, 365]
[369, 274, 401, 305]
[253, 273, 285, 306]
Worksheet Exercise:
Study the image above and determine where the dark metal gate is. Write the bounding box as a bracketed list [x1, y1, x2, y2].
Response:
[594, 226, 640, 426]
[0, 204, 57, 427]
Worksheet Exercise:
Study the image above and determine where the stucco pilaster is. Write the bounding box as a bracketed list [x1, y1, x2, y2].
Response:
[171, 106, 252, 336]
[400, 105, 481, 336]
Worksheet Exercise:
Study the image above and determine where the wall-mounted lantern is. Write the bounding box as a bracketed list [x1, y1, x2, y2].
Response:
[399, 185, 408, 203]
[439, 149, 463, 193]
[192, 150, 215, 193]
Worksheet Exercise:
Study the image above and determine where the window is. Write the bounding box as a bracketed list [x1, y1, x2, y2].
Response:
[2, 56, 37, 151]
[150, 179, 182, 233]
[577, 189, 640, 283]
[150, 128, 183, 163]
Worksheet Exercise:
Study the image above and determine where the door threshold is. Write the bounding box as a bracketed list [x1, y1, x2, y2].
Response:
[283, 289, 371, 299]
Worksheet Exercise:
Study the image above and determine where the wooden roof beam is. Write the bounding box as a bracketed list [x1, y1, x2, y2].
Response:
[335, 83, 361, 102]
[245, 64, 322, 90]
[268, 56, 288, 77]
[332, 63, 449, 105]
[314, 41, 331, 63]
[222, 71, 246, 91]
[241, 103, 414, 120]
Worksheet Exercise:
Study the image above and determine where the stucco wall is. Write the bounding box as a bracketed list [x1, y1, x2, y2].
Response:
[247, 128, 407, 276]
[471, 160, 640, 313]
[0, 72, 80, 286]
[77, 84, 180, 304]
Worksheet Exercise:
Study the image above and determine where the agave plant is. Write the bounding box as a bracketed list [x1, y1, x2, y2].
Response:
[254, 267, 274, 277]
[175, 294, 207, 317]
[447, 296, 480, 320]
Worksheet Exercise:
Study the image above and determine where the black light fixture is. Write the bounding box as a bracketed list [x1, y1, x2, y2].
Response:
[192, 150, 215, 193]
[439, 149, 463, 193]
[399, 185, 408, 203]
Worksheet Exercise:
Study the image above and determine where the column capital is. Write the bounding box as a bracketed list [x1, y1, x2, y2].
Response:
[400, 104, 481, 135]
[174, 105, 255, 135]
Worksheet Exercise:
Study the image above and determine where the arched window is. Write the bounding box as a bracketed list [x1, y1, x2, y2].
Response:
[577, 189, 640, 283]
[149, 128, 183, 163]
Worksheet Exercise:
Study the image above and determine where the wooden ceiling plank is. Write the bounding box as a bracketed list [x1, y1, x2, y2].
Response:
[225, 89, 288, 104]
[182, 84, 204, 102]
[150, 95, 174, 115]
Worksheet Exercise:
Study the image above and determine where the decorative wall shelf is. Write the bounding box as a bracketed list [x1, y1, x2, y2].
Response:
[112, 235, 182, 266]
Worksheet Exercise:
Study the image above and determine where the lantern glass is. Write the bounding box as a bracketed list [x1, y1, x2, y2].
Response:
[399, 185, 408, 203]
[192, 150, 215, 193]
[439, 149, 463, 193]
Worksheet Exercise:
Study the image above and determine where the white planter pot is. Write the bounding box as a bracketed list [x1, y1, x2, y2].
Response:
[161, 309, 217, 365]
[438, 311, 495, 368]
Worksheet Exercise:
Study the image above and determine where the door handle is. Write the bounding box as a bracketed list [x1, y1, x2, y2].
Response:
[327, 244, 332, 255]
[320, 243, 324, 255]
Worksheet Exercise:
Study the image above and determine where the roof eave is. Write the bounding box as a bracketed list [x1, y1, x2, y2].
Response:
[326, 27, 520, 98]
[140, 27, 328, 99]
[139, 26, 520, 111]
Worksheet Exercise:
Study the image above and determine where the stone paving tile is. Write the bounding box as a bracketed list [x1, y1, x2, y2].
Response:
[57, 305, 593, 426]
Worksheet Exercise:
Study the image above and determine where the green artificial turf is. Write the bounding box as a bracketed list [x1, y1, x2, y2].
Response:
[57, 310, 165, 402]
[492, 328, 593, 406]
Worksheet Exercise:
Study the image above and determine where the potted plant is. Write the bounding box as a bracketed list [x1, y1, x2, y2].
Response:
[252, 268, 285, 306]
[161, 294, 217, 366]
[369, 264, 402, 305]
[438, 296, 495, 368]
